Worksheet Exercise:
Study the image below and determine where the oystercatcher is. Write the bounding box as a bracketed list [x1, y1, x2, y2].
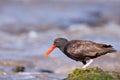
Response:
[44, 38, 116, 68]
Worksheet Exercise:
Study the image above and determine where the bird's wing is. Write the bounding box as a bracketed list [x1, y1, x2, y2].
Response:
[66, 40, 113, 57]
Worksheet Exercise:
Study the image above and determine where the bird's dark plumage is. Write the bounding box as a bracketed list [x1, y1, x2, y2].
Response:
[53, 38, 116, 65]
[45, 38, 116, 68]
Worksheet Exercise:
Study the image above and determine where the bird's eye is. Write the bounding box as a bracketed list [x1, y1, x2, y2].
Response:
[55, 40, 59, 43]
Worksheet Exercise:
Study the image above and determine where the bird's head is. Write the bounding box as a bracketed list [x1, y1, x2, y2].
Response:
[44, 38, 68, 56]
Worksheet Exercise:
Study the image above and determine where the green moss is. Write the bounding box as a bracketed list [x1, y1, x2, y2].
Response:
[64, 67, 120, 80]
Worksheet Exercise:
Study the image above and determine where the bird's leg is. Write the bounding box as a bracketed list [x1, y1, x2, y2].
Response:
[82, 59, 93, 69]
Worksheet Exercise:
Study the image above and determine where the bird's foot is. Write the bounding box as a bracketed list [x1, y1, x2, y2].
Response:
[82, 65, 87, 69]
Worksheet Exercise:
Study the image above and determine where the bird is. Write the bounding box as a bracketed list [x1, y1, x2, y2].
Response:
[44, 38, 116, 69]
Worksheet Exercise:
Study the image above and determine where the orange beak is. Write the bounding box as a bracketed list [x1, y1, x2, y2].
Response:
[44, 45, 56, 57]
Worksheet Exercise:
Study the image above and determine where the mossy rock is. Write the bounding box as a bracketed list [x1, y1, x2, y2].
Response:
[64, 67, 120, 80]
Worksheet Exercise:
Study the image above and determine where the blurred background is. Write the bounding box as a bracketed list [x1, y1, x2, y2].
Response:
[0, 0, 120, 80]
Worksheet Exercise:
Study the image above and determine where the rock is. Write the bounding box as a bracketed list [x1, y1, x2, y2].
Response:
[12, 66, 25, 72]
[64, 67, 120, 80]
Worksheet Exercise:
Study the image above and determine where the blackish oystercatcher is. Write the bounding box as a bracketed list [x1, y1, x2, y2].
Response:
[44, 38, 116, 68]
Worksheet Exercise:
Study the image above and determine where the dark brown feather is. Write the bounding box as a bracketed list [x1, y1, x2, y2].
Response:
[63, 40, 116, 62]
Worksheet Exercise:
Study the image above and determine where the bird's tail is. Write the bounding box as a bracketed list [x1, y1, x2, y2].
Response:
[102, 44, 117, 53]
[94, 44, 116, 58]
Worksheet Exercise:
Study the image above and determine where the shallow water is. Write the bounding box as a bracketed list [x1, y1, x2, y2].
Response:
[0, 0, 120, 80]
